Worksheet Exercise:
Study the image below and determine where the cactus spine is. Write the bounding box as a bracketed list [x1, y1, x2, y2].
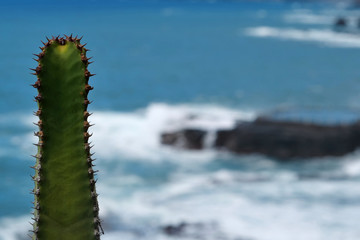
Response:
[31, 35, 102, 240]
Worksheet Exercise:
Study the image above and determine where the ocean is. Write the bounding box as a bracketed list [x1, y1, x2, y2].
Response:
[1, 0, 360, 239]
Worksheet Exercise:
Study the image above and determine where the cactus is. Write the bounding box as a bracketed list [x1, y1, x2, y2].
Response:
[30, 35, 103, 240]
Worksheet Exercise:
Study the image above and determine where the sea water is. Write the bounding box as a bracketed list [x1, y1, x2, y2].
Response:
[1, 0, 360, 239]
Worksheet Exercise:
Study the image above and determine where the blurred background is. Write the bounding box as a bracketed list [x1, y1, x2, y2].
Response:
[1, 0, 360, 239]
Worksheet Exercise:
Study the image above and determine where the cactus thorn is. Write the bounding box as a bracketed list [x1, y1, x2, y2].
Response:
[34, 52, 45, 59]
[35, 94, 42, 101]
[81, 55, 89, 64]
[84, 111, 91, 120]
[33, 142, 43, 147]
[30, 66, 41, 74]
[85, 84, 94, 93]
[96, 219, 104, 234]
[31, 154, 42, 159]
[33, 120, 42, 127]
[34, 131, 43, 137]
[32, 81, 41, 89]
[34, 109, 42, 116]
[84, 70, 96, 78]
[84, 111, 93, 116]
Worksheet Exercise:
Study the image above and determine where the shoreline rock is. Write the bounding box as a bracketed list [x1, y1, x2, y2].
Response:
[161, 129, 206, 150]
[161, 222, 253, 240]
[161, 117, 360, 159]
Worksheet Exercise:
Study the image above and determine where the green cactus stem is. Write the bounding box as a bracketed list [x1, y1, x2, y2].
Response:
[31, 35, 102, 240]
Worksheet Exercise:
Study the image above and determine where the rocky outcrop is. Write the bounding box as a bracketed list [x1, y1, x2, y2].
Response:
[216, 118, 360, 159]
[161, 222, 253, 240]
[161, 129, 207, 150]
[161, 117, 360, 159]
[162, 222, 188, 236]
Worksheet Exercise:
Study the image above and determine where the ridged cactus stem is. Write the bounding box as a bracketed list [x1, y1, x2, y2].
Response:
[31, 35, 102, 240]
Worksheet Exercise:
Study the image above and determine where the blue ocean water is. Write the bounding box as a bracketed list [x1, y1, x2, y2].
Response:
[1, 0, 360, 239]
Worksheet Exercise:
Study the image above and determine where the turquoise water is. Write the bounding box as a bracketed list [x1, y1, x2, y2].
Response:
[1, 1, 360, 239]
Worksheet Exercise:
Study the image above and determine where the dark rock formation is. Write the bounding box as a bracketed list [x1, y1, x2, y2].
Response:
[161, 222, 253, 240]
[161, 129, 206, 150]
[215, 118, 360, 159]
[162, 222, 187, 236]
[334, 17, 347, 27]
[160, 117, 360, 159]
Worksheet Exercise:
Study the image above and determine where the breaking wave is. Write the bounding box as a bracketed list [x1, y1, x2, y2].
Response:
[244, 26, 360, 48]
[3, 103, 360, 240]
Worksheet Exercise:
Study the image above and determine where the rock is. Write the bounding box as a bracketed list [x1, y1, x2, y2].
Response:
[160, 116, 360, 159]
[161, 129, 207, 150]
[161, 222, 253, 240]
[334, 17, 347, 27]
[215, 118, 360, 159]
[162, 222, 187, 236]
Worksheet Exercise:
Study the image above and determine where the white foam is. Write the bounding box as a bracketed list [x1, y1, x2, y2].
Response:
[284, 8, 360, 26]
[7, 103, 360, 240]
[4, 167, 360, 240]
[244, 26, 360, 48]
[16, 103, 255, 163]
[0, 215, 31, 240]
[88, 103, 254, 161]
[342, 151, 360, 177]
[284, 10, 334, 25]
[95, 166, 360, 240]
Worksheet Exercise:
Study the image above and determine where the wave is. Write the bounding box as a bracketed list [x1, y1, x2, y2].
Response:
[5, 103, 360, 240]
[244, 26, 360, 48]
[93, 167, 360, 240]
[14, 102, 360, 173]
[3, 163, 360, 240]
[342, 152, 360, 177]
[0, 216, 30, 240]
[284, 9, 335, 25]
[284, 8, 360, 26]
[19, 102, 255, 162]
